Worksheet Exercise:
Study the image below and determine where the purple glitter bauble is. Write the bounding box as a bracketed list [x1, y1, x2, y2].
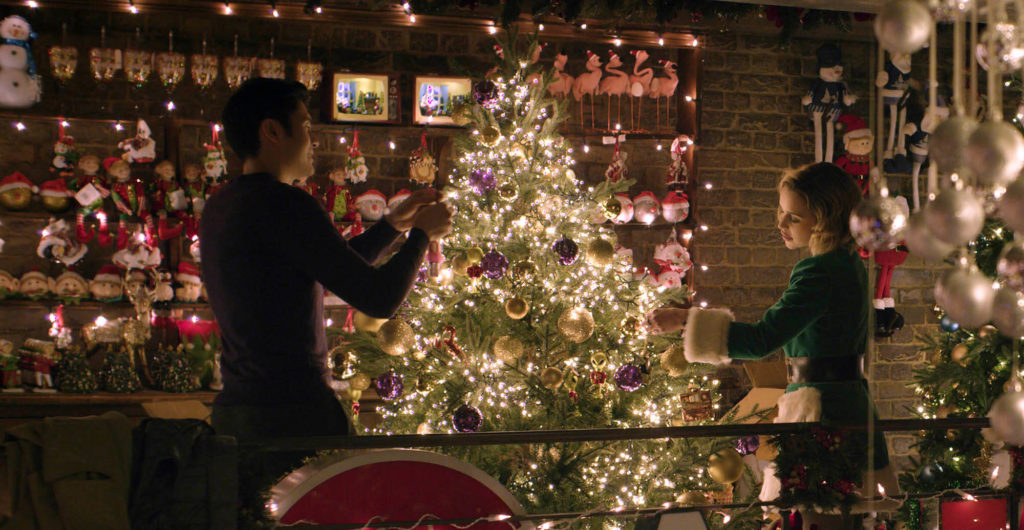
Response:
[468, 168, 497, 194]
[473, 80, 498, 109]
[452, 404, 483, 432]
[552, 236, 579, 266]
[735, 435, 760, 456]
[480, 249, 508, 279]
[614, 364, 643, 392]
[374, 371, 404, 401]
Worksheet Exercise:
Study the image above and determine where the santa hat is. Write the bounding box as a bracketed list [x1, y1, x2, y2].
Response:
[103, 157, 123, 172]
[56, 136, 74, 147]
[837, 114, 872, 142]
[608, 50, 619, 60]
[355, 190, 387, 204]
[176, 261, 201, 285]
[20, 269, 47, 284]
[56, 270, 86, 286]
[816, 44, 843, 69]
[633, 190, 660, 205]
[587, 50, 597, 60]
[38, 178, 70, 197]
[0, 172, 37, 194]
[388, 189, 411, 209]
[93, 264, 122, 283]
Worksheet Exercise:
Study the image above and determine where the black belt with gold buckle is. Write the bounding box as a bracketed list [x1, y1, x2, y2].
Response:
[787, 355, 864, 384]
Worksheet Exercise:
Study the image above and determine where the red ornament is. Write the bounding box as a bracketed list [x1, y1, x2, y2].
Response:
[590, 370, 607, 385]
[466, 265, 484, 279]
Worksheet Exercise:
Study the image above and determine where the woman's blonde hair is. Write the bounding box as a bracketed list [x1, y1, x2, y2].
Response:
[777, 162, 863, 255]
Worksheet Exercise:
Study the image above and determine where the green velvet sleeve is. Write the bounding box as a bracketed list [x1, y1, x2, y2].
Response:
[726, 257, 831, 360]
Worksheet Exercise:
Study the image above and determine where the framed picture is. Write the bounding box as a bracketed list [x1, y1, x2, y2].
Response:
[413, 76, 472, 125]
[328, 73, 400, 123]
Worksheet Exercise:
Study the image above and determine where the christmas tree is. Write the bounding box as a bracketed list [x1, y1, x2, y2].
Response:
[334, 34, 757, 527]
[54, 346, 97, 393]
[98, 347, 142, 393]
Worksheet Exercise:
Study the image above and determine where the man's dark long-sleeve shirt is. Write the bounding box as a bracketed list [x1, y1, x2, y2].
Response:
[200, 172, 429, 406]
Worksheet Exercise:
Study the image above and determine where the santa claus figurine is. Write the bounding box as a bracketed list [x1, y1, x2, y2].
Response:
[662, 189, 690, 223]
[174, 262, 203, 302]
[202, 142, 228, 197]
[37, 218, 87, 266]
[70, 154, 112, 246]
[107, 158, 155, 248]
[874, 197, 910, 338]
[834, 114, 874, 196]
[632, 191, 661, 225]
[31, 348, 57, 392]
[604, 139, 628, 183]
[118, 119, 156, 163]
[355, 190, 388, 221]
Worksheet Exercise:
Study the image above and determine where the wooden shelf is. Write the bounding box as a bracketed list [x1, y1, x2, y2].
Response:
[0, 298, 355, 313]
[0, 390, 218, 427]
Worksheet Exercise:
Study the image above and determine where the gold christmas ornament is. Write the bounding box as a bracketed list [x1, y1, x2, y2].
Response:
[353, 311, 388, 333]
[540, 366, 564, 389]
[979, 324, 998, 338]
[451, 101, 473, 127]
[675, 491, 707, 506]
[506, 298, 530, 319]
[587, 238, 616, 266]
[601, 197, 622, 219]
[451, 254, 470, 276]
[707, 449, 744, 484]
[951, 343, 970, 366]
[558, 306, 595, 343]
[493, 335, 525, 363]
[498, 183, 518, 200]
[349, 372, 371, 391]
[660, 344, 689, 377]
[377, 319, 415, 356]
[0, 188, 32, 211]
[512, 260, 537, 281]
[466, 247, 484, 265]
[41, 195, 71, 213]
[481, 126, 502, 147]
[348, 388, 362, 401]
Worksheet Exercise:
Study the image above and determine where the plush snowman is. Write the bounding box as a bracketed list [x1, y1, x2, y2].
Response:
[0, 15, 41, 109]
[355, 190, 387, 221]
[632, 191, 661, 225]
[387, 189, 411, 214]
[662, 190, 690, 223]
[612, 192, 634, 224]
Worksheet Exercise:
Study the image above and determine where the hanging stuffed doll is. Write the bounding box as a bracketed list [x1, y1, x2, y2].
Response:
[903, 85, 951, 210]
[651, 229, 692, 289]
[410, 131, 437, 185]
[37, 218, 87, 266]
[117, 119, 156, 164]
[107, 157, 156, 248]
[604, 137, 628, 183]
[802, 44, 856, 163]
[50, 122, 78, 178]
[202, 127, 228, 198]
[663, 134, 691, 224]
[874, 197, 910, 337]
[151, 160, 189, 240]
[69, 153, 111, 246]
[876, 52, 912, 173]
[346, 130, 369, 183]
[834, 114, 874, 195]
[182, 163, 205, 229]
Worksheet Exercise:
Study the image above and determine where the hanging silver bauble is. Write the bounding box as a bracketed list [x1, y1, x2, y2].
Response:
[849, 196, 908, 251]
[966, 121, 1024, 189]
[999, 178, 1024, 232]
[874, 0, 934, 54]
[998, 239, 1024, 291]
[929, 116, 978, 175]
[935, 266, 995, 329]
[923, 188, 985, 246]
[988, 383, 1024, 445]
[905, 210, 955, 261]
[981, 22, 1024, 72]
[992, 285, 1024, 337]
[926, 0, 971, 22]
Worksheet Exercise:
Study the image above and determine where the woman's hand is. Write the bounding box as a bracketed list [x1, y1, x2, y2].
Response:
[385, 189, 441, 232]
[645, 307, 689, 335]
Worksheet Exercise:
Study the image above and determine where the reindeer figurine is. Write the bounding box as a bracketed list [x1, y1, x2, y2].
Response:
[548, 53, 574, 99]
[598, 50, 629, 130]
[629, 50, 653, 131]
[649, 59, 678, 130]
[572, 50, 603, 129]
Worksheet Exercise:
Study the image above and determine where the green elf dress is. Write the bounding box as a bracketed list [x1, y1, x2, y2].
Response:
[683, 245, 898, 511]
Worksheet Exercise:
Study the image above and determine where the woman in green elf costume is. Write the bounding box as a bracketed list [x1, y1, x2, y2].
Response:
[648, 162, 899, 522]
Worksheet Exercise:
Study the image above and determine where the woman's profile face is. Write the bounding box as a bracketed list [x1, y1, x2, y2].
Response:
[778, 188, 816, 250]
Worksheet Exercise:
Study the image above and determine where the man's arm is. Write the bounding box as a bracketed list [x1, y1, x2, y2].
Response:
[272, 189, 428, 318]
[347, 219, 402, 265]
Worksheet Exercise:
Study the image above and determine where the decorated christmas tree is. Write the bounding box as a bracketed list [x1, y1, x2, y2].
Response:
[334, 34, 757, 526]
[54, 346, 97, 393]
[98, 347, 142, 393]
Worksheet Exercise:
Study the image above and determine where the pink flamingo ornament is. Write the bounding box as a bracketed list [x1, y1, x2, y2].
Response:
[648, 59, 678, 129]
[548, 53, 574, 99]
[628, 50, 653, 130]
[572, 50, 603, 129]
[598, 50, 629, 130]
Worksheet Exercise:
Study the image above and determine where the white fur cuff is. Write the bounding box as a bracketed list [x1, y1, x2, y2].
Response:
[683, 307, 733, 365]
[774, 386, 822, 423]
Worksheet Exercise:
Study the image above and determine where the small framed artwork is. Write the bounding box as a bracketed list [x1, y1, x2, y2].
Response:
[413, 76, 472, 125]
[329, 72, 400, 123]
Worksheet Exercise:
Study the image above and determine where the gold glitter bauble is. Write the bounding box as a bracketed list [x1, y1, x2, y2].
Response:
[377, 319, 415, 356]
[558, 306, 594, 343]
[493, 335, 524, 363]
[451, 102, 472, 127]
[660, 344, 689, 377]
[481, 126, 501, 147]
[675, 491, 707, 506]
[349, 372, 371, 391]
[951, 343, 970, 366]
[466, 247, 484, 265]
[498, 183, 518, 200]
[512, 260, 537, 281]
[540, 366, 564, 389]
[506, 298, 529, 319]
[979, 324, 998, 338]
[587, 238, 616, 266]
[41, 196, 71, 213]
[353, 311, 388, 333]
[707, 449, 744, 484]
[601, 197, 621, 220]
[451, 254, 470, 276]
[0, 189, 31, 210]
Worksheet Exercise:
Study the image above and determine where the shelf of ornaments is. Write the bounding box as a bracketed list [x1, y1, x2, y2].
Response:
[0, 298, 357, 313]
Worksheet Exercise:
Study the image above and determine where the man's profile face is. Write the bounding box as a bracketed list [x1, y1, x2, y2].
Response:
[277, 103, 316, 182]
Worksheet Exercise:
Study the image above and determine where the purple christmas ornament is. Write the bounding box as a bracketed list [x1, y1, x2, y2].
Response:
[474, 80, 498, 109]
[614, 364, 643, 392]
[468, 168, 496, 194]
[452, 404, 483, 432]
[552, 236, 579, 265]
[480, 249, 508, 279]
[374, 371, 404, 401]
[735, 435, 760, 456]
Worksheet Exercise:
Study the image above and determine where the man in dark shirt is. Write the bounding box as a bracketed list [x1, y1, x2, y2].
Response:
[202, 78, 452, 443]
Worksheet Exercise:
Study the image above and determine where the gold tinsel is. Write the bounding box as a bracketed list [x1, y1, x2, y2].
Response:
[377, 319, 415, 356]
[660, 344, 689, 377]
[349, 372, 371, 391]
[587, 238, 616, 266]
[493, 335, 524, 363]
[540, 366, 564, 389]
[707, 449, 744, 484]
[506, 298, 530, 319]
[481, 126, 502, 147]
[558, 306, 594, 343]
[353, 311, 388, 333]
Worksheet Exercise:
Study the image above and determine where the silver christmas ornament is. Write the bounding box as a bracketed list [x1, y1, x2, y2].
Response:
[966, 121, 1024, 188]
[927, 0, 971, 22]
[992, 285, 1024, 337]
[875, 0, 934, 54]
[989, 382, 1024, 446]
[849, 196, 908, 251]
[998, 239, 1024, 291]
[935, 266, 995, 329]
[905, 210, 954, 261]
[929, 116, 978, 174]
[923, 188, 985, 246]
[999, 178, 1024, 232]
[982, 23, 1024, 72]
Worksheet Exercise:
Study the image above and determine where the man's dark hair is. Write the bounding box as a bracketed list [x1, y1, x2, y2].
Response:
[221, 77, 310, 161]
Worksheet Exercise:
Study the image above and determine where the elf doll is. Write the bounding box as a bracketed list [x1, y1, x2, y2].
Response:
[323, 166, 359, 234]
[107, 157, 156, 248]
[69, 154, 112, 245]
[150, 160, 189, 240]
[50, 134, 78, 178]
[876, 52, 912, 173]
[802, 44, 856, 163]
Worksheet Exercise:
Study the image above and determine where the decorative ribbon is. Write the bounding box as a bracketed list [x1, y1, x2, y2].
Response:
[436, 325, 465, 364]
[344, 308, 355, 333]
